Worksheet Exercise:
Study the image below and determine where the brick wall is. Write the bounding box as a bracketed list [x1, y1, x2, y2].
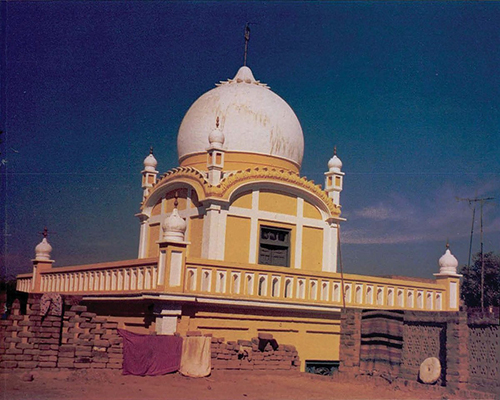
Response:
[0, 295, 123, 370]
[186, 331, 300, 371]
[338, 309, 361, 376]
[338, 308, 499, 396]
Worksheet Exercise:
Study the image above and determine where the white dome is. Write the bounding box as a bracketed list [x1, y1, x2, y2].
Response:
[208, 118, 225, 149]
[35, 238, 52, 261]
[162, 208, 187, 242]
[177, 66, 304, 167]
[327, 147, 342, 171]
[143, 150, 158, 172]
[438, 246, 459, 275]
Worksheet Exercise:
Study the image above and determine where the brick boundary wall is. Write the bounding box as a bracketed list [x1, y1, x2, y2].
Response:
[204, 332, 300, 371]
[0, 295, 123, 370]
[338, 308, 499, 397]
[1, 295, 300, 373]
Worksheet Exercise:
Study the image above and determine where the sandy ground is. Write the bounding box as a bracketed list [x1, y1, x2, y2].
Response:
[1, 369, 483, 400]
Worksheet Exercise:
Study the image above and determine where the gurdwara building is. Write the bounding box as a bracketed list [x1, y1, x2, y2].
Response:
[17, 65, 462, 370]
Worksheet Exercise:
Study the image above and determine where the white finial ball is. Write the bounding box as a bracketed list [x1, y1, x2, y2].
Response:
[35, 238, 52, 261]
[438, 247, 459, 275]
[208, 126, 225, 149]
[162, 208, 187, 242]
[144, 153, 158, 172]
[328, 154, 342, 172]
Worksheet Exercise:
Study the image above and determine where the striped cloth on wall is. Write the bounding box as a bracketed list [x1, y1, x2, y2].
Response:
[360, 310, 404, 376]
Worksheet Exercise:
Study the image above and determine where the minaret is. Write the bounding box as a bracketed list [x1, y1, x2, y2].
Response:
[324, 147, 344, 206]
[141, 147, 158, 201]
[207, 117, 225, 185]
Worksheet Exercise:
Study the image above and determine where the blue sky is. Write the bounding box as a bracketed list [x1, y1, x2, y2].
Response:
[1, 1, 499, 279]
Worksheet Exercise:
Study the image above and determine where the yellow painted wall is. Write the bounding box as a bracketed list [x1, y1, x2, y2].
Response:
[188, 216, 204, 258]
[259, 190, 297, 216]
[303, 200, 322, 220]
[151, 199, 162, 216]
[225, 216, 251, 263]
[301, 227, 323, 271]
[147, 224, 161, 257]
[178, 306, 341, 371]
[231, 190, 253, 209]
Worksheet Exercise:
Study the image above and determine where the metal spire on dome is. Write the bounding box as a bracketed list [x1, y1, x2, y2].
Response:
[149, 146, 154, 155]
[38, 227, 55, 238]
[243, 23, 250, 66]
[174, 191, 179, 209]
[334, 146, 337, 156]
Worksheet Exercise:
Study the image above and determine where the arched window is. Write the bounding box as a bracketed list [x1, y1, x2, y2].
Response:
[258, 276, 267, 296]
[333, 283, 340, 302]
[310, 281, 317, 300]
[321, 282, 328, 301]
[232, 274, 240, 294]
[272, 278, 279, 297]
[284, 279, 292, 298]
[246, 275, 253, 295]
[187, 270, 195, 291]
[376, 288, 383, 305]
[355, 286, 362, 304]
[397, 290, 404, 307]
[387, 289, 394, 306]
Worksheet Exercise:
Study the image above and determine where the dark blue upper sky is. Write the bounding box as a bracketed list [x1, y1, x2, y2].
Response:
[2, 1, 499, 279]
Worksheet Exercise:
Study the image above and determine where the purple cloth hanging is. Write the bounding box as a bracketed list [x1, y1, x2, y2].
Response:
[118, 329, 183, 376]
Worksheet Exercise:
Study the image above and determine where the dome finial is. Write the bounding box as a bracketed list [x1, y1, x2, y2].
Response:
[208, 116, 225, 148]
[328, 147, 342, 172]
[437, 241, 459, 275]
[35, 227, 54, 261]
[243, 23, 251, 67]
[162, 191, 186, 242]
[143, 147, 158, 171]
[174, 190, 179, 208]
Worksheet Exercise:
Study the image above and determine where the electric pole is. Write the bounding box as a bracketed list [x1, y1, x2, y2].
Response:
[457, 196, 495, 310]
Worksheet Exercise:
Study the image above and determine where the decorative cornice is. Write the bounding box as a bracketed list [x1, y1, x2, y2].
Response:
[212, 167, 341, 216]
[143, 166, 341, 217]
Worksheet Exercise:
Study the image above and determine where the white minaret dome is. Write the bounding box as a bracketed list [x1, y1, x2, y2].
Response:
[438, 244, 459, 275]
[208, 117, 225, 149]
[143, 148, 158, 172]
[328, 147, 343, 171]
[35, 237, 52, 261]
[177, 66, 304, 168]
[162, 198, 187, 242]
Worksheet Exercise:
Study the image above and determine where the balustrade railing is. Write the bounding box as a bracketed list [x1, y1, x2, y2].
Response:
[183, 259, 445, 311]
[36, 259, 159, 294]
[16, 256, 446, 311]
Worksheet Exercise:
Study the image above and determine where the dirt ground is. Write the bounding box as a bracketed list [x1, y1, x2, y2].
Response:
[2, 368, 489, 400]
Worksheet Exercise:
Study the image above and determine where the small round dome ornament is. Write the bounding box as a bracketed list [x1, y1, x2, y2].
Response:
[328, 147, 343, 172]
[35, 228, 53, 261]
[143, 147, 158, 172]
[438, 242, 459, 275]
[162, 192, 187, 242]
[208, 117, 225, 149]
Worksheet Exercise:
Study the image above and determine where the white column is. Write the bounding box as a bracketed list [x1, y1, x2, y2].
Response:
[294, 198, 304, 269]
[137, 214, 149, 258]
[248, 190, 259, 264]
[154, 304, 182, 335]
[201, 203, 226, 260]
